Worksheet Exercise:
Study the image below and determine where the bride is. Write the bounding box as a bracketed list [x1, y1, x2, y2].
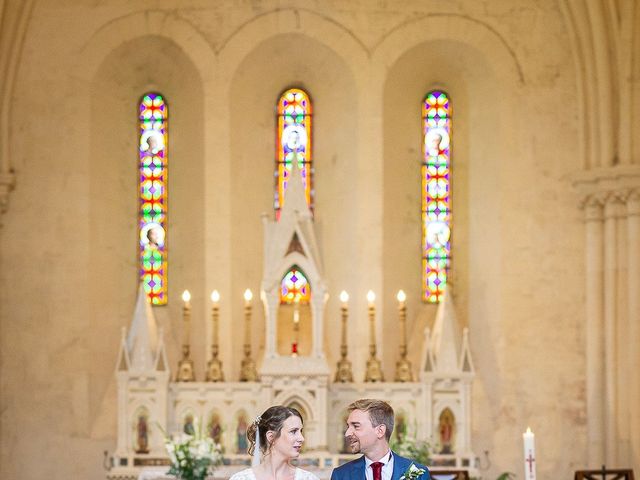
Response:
[230, 406, 319, 480]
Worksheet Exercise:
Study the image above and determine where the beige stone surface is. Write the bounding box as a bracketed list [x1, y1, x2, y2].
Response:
[0, 0, 638, 479]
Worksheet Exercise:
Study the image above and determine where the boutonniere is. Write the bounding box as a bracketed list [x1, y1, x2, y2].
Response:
[400, 463, 426, 480]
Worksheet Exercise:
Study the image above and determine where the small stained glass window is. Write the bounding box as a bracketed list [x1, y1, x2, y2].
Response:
[138, 93, 168, 305]
[422, 91, 451, 303]
[275, 88, 313, 219]
[280, 266, 311, 304]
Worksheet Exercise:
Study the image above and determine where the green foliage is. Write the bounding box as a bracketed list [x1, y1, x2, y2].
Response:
[495, 473, 516, 480]
[390, 436, 432, 466]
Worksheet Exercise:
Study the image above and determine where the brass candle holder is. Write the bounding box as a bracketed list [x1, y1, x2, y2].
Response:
[364, 290, 384, 382]
[239, 289, 258, 382]
[176, 290, 196, 382]
[334, 291, 354, 382]
[206, 290, 224, 382]
[394, 290, 413, 382]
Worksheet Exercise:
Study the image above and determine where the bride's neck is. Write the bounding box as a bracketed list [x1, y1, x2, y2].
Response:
[257, 452, 294, 478]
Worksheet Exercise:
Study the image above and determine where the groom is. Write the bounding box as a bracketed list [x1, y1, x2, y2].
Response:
[331, 399, 430, 480]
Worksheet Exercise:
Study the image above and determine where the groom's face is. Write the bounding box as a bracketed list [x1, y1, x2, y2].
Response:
[344, 409, 385, 456]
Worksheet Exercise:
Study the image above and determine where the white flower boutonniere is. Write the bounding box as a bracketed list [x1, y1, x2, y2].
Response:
[400, 463, 426, 480]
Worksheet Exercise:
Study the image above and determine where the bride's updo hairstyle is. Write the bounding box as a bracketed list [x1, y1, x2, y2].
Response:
[247, 405, 303, 456]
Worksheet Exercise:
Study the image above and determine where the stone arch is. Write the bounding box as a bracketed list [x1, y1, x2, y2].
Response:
[229, 31, 358, 361]
[372, 14, 523, 88]
[76, 10, 215, 84]
[379, 18, 518, 378]
[275, 393, 315, 423]
[218, 8, 367, 88]
[85, 31, 207, 408]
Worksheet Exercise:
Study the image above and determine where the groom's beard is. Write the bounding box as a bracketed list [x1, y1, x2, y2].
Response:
[346, 435, 361, 453]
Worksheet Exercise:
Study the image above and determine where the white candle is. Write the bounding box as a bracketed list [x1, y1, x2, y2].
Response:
[523, 427, 536, 480]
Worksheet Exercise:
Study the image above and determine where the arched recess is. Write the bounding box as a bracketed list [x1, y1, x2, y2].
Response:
[131, 405, 152, 454]
[87, 34, 205, 426]
[377, 17, 521, 457]
[206, 410, 224, 446]
[276, 394, 315, 423]
[382, 36, 506, 375]
[228, 31, 357, 368]
[277, 264, 312, 356]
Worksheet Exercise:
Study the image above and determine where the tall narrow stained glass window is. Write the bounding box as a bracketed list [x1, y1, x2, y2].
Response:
[422, 91, 451, 303]
[138, 93, 168, 305]
[275, 88, 313, 219]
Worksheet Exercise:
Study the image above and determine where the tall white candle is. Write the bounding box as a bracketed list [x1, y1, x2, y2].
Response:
[523, 427, 536, 480]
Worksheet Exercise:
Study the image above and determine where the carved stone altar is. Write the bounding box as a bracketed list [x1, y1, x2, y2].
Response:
[107, 164, 477, 479]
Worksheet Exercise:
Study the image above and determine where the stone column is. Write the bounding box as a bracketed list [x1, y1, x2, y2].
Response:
[616, 194, 630, 462]
[310, 289, 326, 358]
[604, 195, 622, 464]
[263, 290, 279, 358]
[627, 190, 640, 469]
[584, 194, 605, 465]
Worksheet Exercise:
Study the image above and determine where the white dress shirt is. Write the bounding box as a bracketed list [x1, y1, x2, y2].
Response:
[364, 450, 394, 480]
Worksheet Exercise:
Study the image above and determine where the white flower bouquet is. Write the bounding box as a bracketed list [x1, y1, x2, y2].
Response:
[163, 422, 223, 480]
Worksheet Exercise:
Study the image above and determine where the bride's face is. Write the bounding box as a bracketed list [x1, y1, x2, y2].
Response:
[270, 415, 304, 459]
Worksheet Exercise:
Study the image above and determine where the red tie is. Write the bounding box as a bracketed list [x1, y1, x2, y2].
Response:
[371, 462, 383, 480]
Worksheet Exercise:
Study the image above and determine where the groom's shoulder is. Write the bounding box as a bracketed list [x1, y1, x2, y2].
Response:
[392, 452, 430, 479]
[331, 456, 362, 477]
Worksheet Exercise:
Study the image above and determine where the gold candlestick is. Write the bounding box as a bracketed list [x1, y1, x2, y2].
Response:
[176, 290, 196, 382]
[335, 291, 354, 382]
[394, 290, 413, 382]
[206, 290, 224, 382]
[364, 290, 384, 382]
[239, 289, 258, 382]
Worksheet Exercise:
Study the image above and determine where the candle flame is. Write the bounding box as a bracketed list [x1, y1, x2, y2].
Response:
[211, 290, 220, 303]
[244, 289, 253, 302]
[340, 290, 349, 303]
[526, 427, 533, 434]
[397, 290, 406, 302]
[182, 290, 191, 303]
[366, 290, 375, 304]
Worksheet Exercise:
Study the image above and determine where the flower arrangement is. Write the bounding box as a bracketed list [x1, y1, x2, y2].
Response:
[162, 422, 223, 480]
[400, 463, 427, 480]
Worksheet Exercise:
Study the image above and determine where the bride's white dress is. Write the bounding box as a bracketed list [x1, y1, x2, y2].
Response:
[229, 467, 320, 480]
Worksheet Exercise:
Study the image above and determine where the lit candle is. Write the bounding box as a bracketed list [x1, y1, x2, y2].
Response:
[181, 290, 191, 346]
[523, 427, 536, 480]
[397, 289, 406, 305]
[339, 291, 349, 352]
[340, 290, 349, 306]
[243, 289, 253, 347]
[366, 290, 376, 348]
[210, 290, 220, 346]
[244, 289, 253, 304]
[397, 290, 407, 351]
[366, 290, 375, 306]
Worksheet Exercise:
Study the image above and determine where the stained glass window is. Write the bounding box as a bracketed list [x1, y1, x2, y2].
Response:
[275, 88, 312, 219]
[422, 91, 451, 303]
[138, 93, 168, 305]
[280, 266, 311, 304]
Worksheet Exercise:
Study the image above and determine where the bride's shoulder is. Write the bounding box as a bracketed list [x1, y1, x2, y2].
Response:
[295, 468, 320, 480]
[229, 468, 255, 480]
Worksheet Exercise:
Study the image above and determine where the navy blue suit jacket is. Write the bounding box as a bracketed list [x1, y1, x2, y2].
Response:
[331, 452, 430, 480]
